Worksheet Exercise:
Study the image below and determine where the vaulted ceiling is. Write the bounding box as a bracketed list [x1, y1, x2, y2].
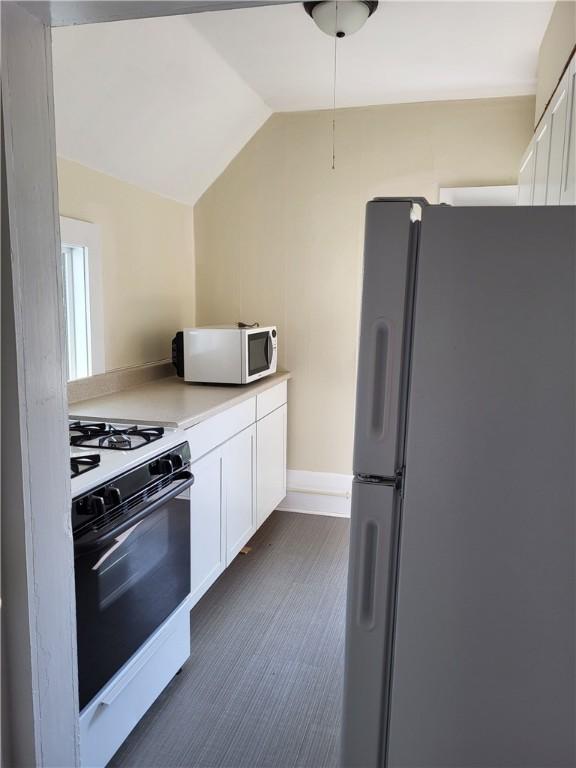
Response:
[192, 1, 554, 110]
[52, 1, 553, 205]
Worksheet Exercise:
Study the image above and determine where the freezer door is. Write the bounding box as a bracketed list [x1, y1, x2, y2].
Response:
[353, 201, 416, 477]
[341, 479, 400, 768]
[388, 206, 576, 767]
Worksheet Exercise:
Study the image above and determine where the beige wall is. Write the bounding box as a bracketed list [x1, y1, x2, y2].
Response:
[195, 97, 535, 475]
[57, 158, 195, 371]
[535, 1, 576, 124]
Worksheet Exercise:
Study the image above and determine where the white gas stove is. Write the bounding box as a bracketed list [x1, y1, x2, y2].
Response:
[69, 416, 194, 733]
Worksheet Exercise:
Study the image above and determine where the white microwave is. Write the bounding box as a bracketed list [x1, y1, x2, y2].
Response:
[172, 325, 278, 384]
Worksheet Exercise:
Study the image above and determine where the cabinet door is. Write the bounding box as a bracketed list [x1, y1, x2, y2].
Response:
[517, 141, 535, 205]
[546, 69, 570, 204]
[532, 120, 551, 204]
[224, 424, 256, 564]
[561, 56, 576, 205]
[189, 446, 225, 608]
[256, 404, 287, 528]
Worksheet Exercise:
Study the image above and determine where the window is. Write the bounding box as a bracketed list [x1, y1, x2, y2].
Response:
[60, 216, 104, 381]
[62, 242, 91, 379]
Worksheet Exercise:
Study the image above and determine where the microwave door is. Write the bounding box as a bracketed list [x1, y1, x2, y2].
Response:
[246, 331, 271, 380]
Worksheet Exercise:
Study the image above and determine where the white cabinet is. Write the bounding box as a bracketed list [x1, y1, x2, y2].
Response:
[187, 398, 255, 463]
[561, 56, 576, 205]
[186, 424, 255, 606]
[189, 446, 225, 608]
[256, 380, 287, 420]
[517, 143, 535, 205]
[184, 381, 288, 606]
[546, 68, 571, 204]
[257, 404, 287, 528]
[532, 121, 551, 205]
[518, 51, 576, 207]
[224, 424, 256, 564]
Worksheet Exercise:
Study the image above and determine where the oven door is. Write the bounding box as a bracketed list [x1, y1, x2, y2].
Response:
[75, 493, 191, 710]
[244, 328, 277, 382]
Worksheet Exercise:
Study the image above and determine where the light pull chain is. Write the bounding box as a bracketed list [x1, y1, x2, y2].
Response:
[331, 1, 339, 170]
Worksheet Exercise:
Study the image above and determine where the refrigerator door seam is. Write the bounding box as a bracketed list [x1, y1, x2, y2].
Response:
[356, 470, 404, 491]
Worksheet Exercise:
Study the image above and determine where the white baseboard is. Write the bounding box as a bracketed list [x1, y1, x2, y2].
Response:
[277, 470, 353, 518]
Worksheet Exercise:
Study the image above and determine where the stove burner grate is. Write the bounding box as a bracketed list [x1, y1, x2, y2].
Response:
[71, 453, 101, 479]
[70, 422, 165, 451]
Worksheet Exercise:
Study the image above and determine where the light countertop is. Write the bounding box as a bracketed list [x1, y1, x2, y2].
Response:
[70, 371, 291, 430]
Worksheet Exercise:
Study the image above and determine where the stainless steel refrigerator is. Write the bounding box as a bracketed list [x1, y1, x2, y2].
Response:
[341, 199, 575, 768]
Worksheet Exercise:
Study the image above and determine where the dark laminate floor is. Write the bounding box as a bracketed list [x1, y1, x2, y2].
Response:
[111, 510, 350, 768]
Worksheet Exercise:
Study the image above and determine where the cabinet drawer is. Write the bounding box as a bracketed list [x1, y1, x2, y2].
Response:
[187, 397, 256, 463]
[79, 603, 190, 768]
[256, 381, 287, 420]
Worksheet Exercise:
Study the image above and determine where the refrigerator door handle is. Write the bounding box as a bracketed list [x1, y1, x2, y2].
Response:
[358, 520, 379, 629]
[368, 319, 392, 439]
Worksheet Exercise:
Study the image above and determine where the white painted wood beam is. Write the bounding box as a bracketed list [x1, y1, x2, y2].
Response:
[2, 2, 80, 765]
[19, 0, 300, 27]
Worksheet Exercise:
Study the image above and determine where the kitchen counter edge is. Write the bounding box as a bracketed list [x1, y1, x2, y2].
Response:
[69, 371, 291, 431]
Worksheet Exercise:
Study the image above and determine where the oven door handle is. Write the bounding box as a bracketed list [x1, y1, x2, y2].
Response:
[74, 471, 194, 555]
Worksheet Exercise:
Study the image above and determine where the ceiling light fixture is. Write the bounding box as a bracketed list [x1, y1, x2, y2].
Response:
[304, 1, 378, 170]
[304, 1, 378, 38]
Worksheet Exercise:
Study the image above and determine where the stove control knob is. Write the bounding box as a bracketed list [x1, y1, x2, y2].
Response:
[90, 494, 106, 516]
[152, 457, 174, 476]
[106, 486, 122, 506]
[169, 453, 184, 470]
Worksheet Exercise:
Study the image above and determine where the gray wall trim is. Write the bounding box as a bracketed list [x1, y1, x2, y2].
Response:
[2, 3, 80, 765]
[19, 0, 299, 27]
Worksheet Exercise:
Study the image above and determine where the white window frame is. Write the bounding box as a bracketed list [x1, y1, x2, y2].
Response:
[60, 215, 105, 379]
[438, 185, 518, 206]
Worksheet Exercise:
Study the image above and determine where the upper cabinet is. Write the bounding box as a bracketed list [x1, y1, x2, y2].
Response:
[518, 52, 576, 206]
[560, 56, 576, 205]
[532, 120, 551, 204]
[518, 143, 536, 205]
[547, 68, 571, 204]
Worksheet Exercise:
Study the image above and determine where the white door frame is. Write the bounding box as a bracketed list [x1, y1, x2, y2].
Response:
[3, 4, 79, 765]
[2, 2, 295, 766]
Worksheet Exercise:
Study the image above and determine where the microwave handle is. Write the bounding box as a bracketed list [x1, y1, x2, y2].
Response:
[266, 334, 273, 365]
